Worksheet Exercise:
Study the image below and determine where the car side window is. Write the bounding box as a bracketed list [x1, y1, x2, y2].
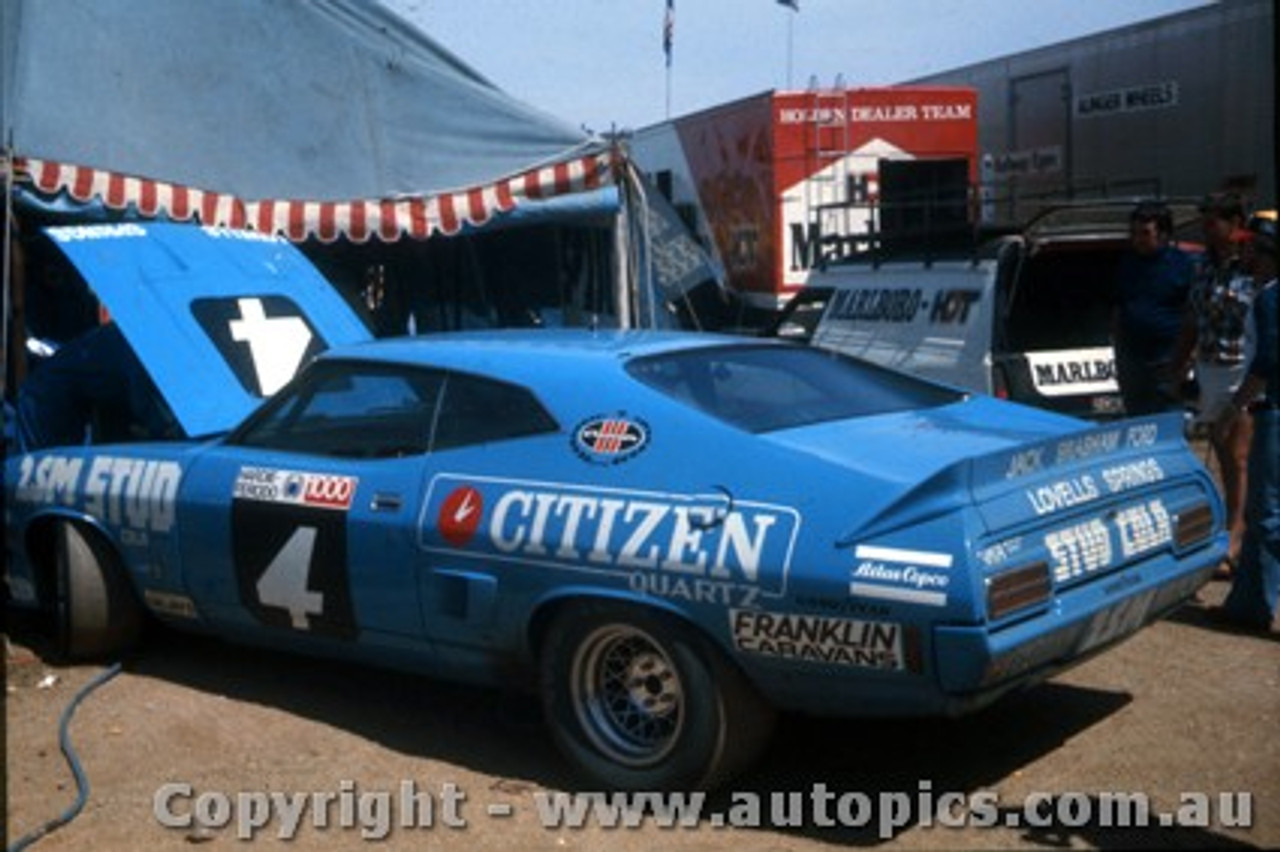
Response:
[233, 362, 444, 458]
[431, 372, 559, 451]
[768, 286, 833, 342]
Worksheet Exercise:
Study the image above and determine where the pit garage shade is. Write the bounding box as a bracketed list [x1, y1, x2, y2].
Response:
[1, 0, 617, 242]
[11, 152, 615, 243]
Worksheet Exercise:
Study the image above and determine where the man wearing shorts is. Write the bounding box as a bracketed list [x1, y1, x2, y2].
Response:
[1173, 192, 1255, 573]
[1214, 213, 1278, 631]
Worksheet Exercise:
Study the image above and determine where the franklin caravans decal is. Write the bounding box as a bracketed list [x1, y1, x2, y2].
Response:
[572, 414, 650, 465]
[730, 609, 906, 671]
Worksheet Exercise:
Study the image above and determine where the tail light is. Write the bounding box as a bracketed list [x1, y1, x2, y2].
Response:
[986, 560, 1051, 621]
[1173, 502, 1214, 550]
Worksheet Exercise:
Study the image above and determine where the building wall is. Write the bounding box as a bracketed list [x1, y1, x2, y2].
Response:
[911, 0, 1275, 222]
[632, 89, 979, 307]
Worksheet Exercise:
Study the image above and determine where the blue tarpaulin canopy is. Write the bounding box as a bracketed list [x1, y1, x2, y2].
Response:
[0, 0, 725, 358]
[0, 0, 617, 242]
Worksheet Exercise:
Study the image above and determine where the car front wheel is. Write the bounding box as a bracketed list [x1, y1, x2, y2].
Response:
[539, 600, 775, 790]
[55, 520, 142, 660]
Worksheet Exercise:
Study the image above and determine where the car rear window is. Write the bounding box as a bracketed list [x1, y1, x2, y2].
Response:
[626, 344, 964, 432]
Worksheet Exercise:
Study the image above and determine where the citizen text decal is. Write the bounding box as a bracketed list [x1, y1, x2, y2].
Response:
[420, 475, 800, 594]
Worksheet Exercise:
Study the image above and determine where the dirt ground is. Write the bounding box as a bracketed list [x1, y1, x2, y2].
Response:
[4, 577, 1278, 852]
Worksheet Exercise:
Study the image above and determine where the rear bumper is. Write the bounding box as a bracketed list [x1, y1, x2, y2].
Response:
[933, 543, 1219, 701]
[744, 540, 1221, 718]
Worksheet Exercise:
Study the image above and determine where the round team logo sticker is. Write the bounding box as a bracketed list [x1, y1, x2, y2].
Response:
[283, 473, 306, 501]
[438, 486, 484, 547]
[572, 414, 650, 465]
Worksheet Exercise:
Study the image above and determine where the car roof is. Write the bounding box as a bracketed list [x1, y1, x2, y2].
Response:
[321, 329, 759, 383]
[1022, 198, 1203, 244]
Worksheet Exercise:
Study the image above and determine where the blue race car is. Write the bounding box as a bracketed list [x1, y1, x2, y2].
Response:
[5, 224, 1226, 790]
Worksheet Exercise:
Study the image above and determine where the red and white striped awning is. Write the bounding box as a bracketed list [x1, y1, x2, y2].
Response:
[12, 151, 617, 243]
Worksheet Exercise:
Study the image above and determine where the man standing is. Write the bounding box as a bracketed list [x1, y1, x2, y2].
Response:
[1111, 200, 1195, 416]
[1214, 213, 1278, 632]
[1172, 192, 1255, 573]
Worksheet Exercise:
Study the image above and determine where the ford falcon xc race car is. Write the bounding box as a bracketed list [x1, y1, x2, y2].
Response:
[6, 224, 1226, 790]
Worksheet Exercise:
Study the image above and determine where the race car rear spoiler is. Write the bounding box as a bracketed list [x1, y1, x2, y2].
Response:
[842, 413, 1216, 544]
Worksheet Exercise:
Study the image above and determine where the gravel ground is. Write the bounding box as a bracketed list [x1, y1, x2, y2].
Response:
[4, 577, 1277, 851]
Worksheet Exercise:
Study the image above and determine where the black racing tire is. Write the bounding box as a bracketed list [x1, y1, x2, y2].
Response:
[539, 599, 776, 791]
[55, 520, 142, 660]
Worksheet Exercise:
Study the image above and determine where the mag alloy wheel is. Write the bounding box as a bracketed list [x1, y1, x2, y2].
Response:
[540, 600, 776, 790]
[569, 623, 685, 767]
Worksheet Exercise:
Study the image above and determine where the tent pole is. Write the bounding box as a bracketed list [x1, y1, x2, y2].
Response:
[2, 147, 12, 400]
[613, 188, 632, 329]
[610, 148, 639, 329]
[625, 163, 658, 329]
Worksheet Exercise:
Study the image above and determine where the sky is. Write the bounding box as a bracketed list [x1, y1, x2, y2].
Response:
[385, 0, 1213, 135]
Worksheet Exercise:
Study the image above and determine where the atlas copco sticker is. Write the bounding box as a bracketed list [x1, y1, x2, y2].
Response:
[849, 544, 954, 607]
[572, 414, 650, 465]
[233, 467, 358, 511]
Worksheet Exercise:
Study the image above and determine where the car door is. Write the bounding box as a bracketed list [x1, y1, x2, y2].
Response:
[410, 369, 563, 649]
[176, 361, 443, 645]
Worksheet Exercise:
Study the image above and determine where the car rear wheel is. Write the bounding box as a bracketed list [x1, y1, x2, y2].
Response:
[55, 521, 142, 660]
[539, 600, 775, 790]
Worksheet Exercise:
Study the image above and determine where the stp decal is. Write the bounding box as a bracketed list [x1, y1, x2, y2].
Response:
[572, 414, 650, 465]
[234, 467, 358, 511]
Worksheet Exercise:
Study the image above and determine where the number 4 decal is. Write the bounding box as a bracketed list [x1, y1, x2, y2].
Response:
[255, 526, 323, 629]
[232, 498, 354, 639]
